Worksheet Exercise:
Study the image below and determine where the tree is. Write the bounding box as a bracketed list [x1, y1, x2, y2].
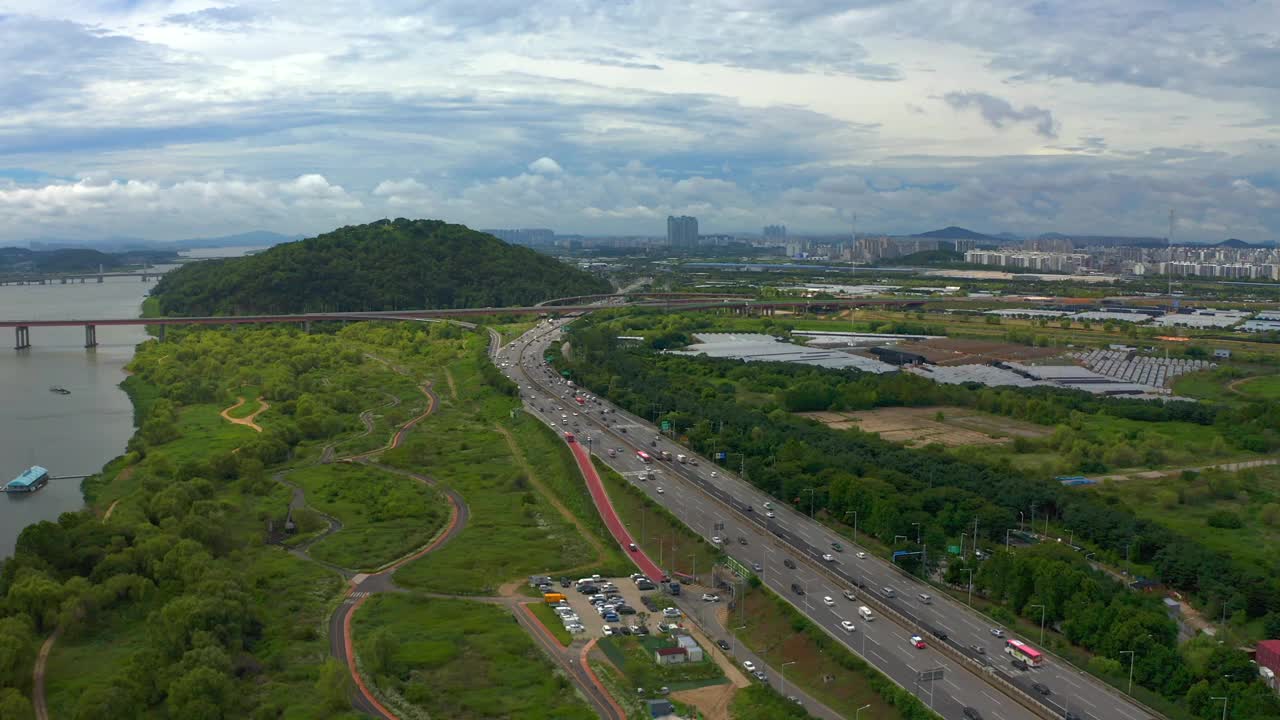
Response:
[0, 689, 32, 719]
[366, 628, 400, 677]
[316, 658, 352, 711]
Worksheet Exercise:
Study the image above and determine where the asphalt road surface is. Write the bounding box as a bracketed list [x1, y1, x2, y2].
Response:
[497, 316, 1158, 720]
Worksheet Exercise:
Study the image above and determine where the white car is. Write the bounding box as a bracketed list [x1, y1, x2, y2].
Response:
[602, 626, 615, 636]
[711, 536, 722, 545]
[662, 607, 682, 618]
[840, 620, 857, 633]
[823, 596, 835, 607]
[710, 471, 718, 478]
[856, 551, 867, 559]
[742, 660, 757, 673]
[656, 487, 664, 494]
[766, 511, 776, 518]
[701, 593, 720, 602]
[822, 553, 835, 562]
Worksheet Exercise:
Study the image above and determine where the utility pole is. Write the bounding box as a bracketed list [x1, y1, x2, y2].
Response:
[912, 522, 921, 544]
[963, 569, 974, 606]
[1210, 696, 1228, 720]
[1031, 604, 1046, 645]
[782, 660, 797, 698]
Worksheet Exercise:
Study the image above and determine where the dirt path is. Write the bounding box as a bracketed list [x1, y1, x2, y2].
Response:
[494, 424, 610, 571]
[1226, 375, 1255, 396]
[32, 627, 61, 720]
[102, 499, 120, 522]
[444, 367, 459, 401]
[219, 396, 269, 433]
[671, 684, 736, 720]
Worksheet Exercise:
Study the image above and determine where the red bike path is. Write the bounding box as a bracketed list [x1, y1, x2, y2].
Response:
[566, 440, 665, 581]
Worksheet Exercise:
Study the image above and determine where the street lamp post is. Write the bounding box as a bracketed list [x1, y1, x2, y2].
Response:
[1019, 511, 1025, 531]
[963, 569, 975, 607]
[689, 553, 697, 585]
[855, 703, 871, 720]
[782, 660, 797, 698]
[733, 624, 747, 656]
[1030, 604, 1047, 645]
[912, 522, 921, 544]
[1211, 696, 1228, 720]
[803, 487, 816, 519]
[1119, 650, 1136, 695]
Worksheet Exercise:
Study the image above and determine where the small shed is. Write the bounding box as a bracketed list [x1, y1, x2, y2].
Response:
[645, 699, 678, 719]
[675, 634, 704, 662]
[654, 646, 687, 665]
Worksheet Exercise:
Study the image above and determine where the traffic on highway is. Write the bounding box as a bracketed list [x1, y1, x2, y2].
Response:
[497, 315, 1156, 720]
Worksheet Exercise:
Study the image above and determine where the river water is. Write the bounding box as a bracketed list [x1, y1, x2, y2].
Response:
[0, 247, 270, 558]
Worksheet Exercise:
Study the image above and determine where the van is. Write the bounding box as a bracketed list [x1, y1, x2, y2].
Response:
[918, 593, 932, 604]
[543, 593, 566, 604]
[858, 606, 874, 621]
[882, 587, 896, 598]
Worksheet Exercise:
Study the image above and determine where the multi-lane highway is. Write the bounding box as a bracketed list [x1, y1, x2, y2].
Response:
[496, 315, 1159, 720]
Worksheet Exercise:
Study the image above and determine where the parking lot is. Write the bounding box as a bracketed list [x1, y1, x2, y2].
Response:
[546, 575, 671, 638]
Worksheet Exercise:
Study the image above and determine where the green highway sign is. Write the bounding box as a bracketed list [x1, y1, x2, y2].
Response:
[948, 545, 962, 555]
[660, 421, 671, 431]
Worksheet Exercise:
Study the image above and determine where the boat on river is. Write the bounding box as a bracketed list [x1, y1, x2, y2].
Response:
[4, 466, 49, 494]
[48, 386, 71, 395]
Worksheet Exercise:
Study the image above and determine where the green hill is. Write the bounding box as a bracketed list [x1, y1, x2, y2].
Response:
[151, 218, 611, 315]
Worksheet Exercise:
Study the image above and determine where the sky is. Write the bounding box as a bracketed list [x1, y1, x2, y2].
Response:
[0, 1, 1278, 243]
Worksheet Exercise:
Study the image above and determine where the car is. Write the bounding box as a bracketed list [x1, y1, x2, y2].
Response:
[662, 607, 682, 618]
[783, 559, 796, 569]
[603, 613, 620, 622]
[711, 536, 722, 544]
[752, 562, 763, 572]
[753, 670, 768, 682]
[742, 660, 757, 673]
[656, 487, 664, 494]
[617, 605, 636, 615]
[962, 707, 984, 720]
[971, 644, 986, 655]
[841, 620, 857, 633]
[1063, 713, 1082, 720]
[1011, 659, 1029, 672]
[823, 596, 835, 607]
[560, 577, 571, 588]
[1031, 683, 1052, 697]
[766, 511, 776, 518]
[738, 536, 748, 545]
[990, 627, 1005, 638]
[822, 553, 835, 562]
[855, 551, 867, 559]
[831, 542, 843, 552]
[763, 502, 773, 509]
[787, 696, 802, 705]
[630, 624, 646, 635]
[790, 583, 805, 596]
[701, 593, 720, 602]
[602, 626, 615, 636]
[744, 504, 752, 512]
[619, 625, 633, 636]
[717, 639, 731, 651]
[710, 471, 718, 478]
[910, 635, 927, 649]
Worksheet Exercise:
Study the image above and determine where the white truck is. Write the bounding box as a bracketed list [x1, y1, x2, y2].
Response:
[858, 606, 874, 621]
[677, 454, 687, 463]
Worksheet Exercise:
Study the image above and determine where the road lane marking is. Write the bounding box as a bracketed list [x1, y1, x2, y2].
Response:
[981, 690, 1003, 705]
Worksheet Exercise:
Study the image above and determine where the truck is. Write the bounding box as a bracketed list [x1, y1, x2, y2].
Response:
[858, 606, 874, 621]
[668, 582, 682, 596]
[677, 454, 687, 463]
[543, 593, 566, 604]
[661, 450, 672, 461]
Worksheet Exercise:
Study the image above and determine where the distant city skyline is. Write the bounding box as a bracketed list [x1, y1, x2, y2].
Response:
[0, 3, 1277, 243]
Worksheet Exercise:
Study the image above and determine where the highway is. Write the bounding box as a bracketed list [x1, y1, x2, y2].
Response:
[497, 315, 1159, 720]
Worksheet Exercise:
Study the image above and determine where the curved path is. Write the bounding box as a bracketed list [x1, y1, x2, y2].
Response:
[31, 628, 60, 720]
[219, 396, 270, 433]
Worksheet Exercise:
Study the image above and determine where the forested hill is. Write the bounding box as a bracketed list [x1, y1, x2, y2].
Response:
[150, 218, 612, 315]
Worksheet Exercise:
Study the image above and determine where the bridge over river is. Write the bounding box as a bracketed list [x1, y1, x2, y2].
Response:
[0, 293, 927, 349]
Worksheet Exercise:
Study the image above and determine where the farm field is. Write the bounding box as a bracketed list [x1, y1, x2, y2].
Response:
[800, 406, 1050, 448]
[1236, 374, 1280, 401]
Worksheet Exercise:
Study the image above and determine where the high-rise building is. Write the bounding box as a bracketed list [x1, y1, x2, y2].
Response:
[763, 224, 787, 240]
[667, 215, 699, 247]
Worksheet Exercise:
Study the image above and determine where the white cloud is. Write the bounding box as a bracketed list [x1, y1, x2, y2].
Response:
[527, 157, 564, 175]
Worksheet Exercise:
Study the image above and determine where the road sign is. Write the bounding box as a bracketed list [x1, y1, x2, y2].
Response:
[715, 451, 727, 461]
[917, 668, 944, 682]
[660, 420, 670, 431]
[948, 545, 962, 555]
[723, 556, 754, 580]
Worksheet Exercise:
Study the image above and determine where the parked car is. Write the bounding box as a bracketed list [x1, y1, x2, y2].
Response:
[753, 670, 768, 682]
[662, 607, 682, 618]
[717, 639, 731, 651]
[742, 660, 757, 673]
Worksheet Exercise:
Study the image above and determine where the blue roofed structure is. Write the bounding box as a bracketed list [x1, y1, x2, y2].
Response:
[5, 466, 49, 493]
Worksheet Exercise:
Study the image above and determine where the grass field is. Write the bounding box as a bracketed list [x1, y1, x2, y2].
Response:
[286, 463, 449, 570]
[225, 386, 263, 418]
[44, 602, 157, 719]
[594, 459, 722, 582]
[1236, 374, 1280, 400]
[390, 353, 601, 594]
[1092, 464, 1280, 572]
[352, 594, 597, 720]
[802, 406, 1049, 448]
[731, 585, 904, 720]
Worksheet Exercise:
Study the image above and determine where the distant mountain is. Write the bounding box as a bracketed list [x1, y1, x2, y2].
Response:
[0, 246, 177, 274]
[993, 232, 1022, 242]
[151, 218, 612, 315]
[1215, 238, 1253, 248]
[168, 231, 302, 250]
[1039, 234, 1167, 248]
[912, 226, 997, 240]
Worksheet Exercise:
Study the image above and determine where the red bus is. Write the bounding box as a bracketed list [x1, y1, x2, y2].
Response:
[1005, 639, 1043, 667]
[563, 432, 576, 443]
[636, 450, 652, 464]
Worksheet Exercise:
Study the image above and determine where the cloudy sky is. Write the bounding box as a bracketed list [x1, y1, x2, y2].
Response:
[1, 1, 1278, 243]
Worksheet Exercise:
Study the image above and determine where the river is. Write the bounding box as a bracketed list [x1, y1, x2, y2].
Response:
[0, 247, 266, 558]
